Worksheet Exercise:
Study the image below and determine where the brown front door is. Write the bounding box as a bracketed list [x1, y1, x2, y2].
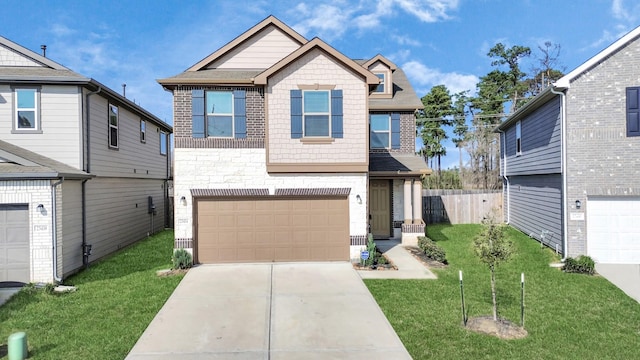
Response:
[370, 180, 391, 239]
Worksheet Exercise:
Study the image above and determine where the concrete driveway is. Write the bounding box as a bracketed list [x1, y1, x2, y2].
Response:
[596, 263, 640, 303]
[126, 262, 411, 359]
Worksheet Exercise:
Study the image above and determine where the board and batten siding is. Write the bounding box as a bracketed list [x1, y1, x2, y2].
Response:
[60, 180, 84, 276]
[207, 25, 302, 70]
[508, 174, 563, 252]
[87, 94, 169, 179]
[84, 177, 166, 261]
[0, 84, 83, 169]
[503, 96, 561, 176]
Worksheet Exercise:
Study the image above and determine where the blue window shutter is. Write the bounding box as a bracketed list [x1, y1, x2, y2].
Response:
[391, 112, 401, 148]
[291, 90, 303, 138]
[331, 90, 343, 138]
[627, 87, 640, 137]
[192, 89, 205, 138]
[233, 90, 246, 138]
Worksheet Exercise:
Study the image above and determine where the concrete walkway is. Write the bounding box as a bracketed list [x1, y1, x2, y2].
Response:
[596, 263, 640, 303]
[126, 263, 411, 359]
[357, 239, 437, 280]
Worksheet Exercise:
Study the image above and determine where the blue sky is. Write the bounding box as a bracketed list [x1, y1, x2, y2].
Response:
[2, 0, 639, 169]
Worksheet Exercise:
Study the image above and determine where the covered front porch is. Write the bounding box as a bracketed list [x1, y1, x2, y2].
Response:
[368, 153, 431, 245]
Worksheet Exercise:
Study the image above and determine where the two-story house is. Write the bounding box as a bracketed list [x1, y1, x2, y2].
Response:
[496, 25, 640, 264]
[0, 35, 172, 284]
[159, 16, 428, 263]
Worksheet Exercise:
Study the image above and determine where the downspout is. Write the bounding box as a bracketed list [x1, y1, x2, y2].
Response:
[496, 129, 510, 224]
[51, 177, 64, 283]
[550, 86, 568, 260]
[83, 86, 101, 267]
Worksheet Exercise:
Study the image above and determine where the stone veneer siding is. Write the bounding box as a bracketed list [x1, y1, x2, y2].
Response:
[0, 180, 57, 283]
[173, 86, 265, 147]
[564, 34, 640, 257]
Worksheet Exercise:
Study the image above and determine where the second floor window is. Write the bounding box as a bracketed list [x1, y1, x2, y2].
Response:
[15, 88, 38, 130]
[109, 104, 119, 149]
[140, 120, 146, 143]
[516, 120, 522, 155]
[370, 114, 390, 148]
[160, 131, 167, 155]
[374, 73, 385, 93]
[206, 91, 234, 137]
[303, 90, 330, 137]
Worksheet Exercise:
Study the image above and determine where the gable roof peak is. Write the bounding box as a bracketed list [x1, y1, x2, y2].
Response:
[363, 54, 397, 71]
[0, 35, 71, 70]
[253, 36, 379, 85]
[186, 14, 308, 72]
[555, 24, 640, 88]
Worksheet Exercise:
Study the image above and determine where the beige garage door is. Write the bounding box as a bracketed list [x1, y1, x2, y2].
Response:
[196, 197, 349, 263]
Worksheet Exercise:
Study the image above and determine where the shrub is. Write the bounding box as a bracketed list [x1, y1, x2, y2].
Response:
[562, 255, 595, 275]
[172, 248, 193, 270]
[364, 234, 377, 267]
[418, 236, 447, 264]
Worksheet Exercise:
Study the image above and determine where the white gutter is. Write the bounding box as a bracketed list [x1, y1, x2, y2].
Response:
[496, 129, 510, 223]
[550, 87, 568, 261]
[51, 177, 64, 282]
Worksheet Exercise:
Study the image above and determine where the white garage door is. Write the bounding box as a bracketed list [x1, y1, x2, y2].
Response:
[587, 197, 640, 264]
[0, 204, 30, 283]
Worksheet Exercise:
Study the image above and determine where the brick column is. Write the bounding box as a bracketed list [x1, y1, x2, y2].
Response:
[412, 179, 422, 224]
[403, 179, 412, 224]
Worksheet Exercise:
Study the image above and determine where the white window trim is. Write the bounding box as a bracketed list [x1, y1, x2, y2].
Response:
[160, 131, 167, 156]
[302, 90, 331, 138]
[370, 114, 391, 149]
[515, 120, 522, 155]
[205, 91, 234, 138]
[140, 119, 146, 143]
[11, 86, 42, 133]
[109, 104, 119, 149]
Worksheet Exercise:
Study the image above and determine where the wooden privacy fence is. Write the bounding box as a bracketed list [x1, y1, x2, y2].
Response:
[423, 189, 503, 224]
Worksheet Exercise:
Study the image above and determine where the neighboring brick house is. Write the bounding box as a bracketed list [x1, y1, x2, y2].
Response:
[159, 15, 429, 263]
[0, 36, 172, 284]
[496, 26, 640, 264]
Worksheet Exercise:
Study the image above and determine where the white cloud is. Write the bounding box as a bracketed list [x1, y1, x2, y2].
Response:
[403, 60, 478, 95]
[291, 0, 458, 40]
[391, 34, 421, 47]
[585, 0, 639, 50]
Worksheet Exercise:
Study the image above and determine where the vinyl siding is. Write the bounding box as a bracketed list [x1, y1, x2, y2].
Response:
[503, 97, 561, 176]
[0, 84, 82, 169]
[84, 177, 166, 261]
[508, 174, 563, 252]
[207, 25, 302, 69]
[61, 180, 83, 276]
[88, 94, 169, 179]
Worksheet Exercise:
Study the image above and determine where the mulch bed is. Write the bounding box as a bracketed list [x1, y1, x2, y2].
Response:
[405, 246, 448, 269]
[352, 252, 398, 271]
[465, 316, 528, 339]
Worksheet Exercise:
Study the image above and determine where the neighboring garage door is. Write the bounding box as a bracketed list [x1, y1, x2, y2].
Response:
[0, 204, 30, 283]
[196, 197, 349, 263]
[587, 197, 640, 264]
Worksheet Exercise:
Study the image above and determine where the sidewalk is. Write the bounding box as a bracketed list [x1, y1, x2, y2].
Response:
[357, 239, 438, 280]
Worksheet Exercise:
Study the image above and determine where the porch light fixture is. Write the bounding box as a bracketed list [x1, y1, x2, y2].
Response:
[356, 194, 362, 204]
[36, 204, 45, 214]
[180, 196, 187, 206]
[575, 200, 581, 209]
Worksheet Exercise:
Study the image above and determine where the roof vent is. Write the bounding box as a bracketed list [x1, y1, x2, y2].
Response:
[40, 45, 47, 57]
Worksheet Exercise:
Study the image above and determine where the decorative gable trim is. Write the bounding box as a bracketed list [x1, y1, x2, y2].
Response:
[186, 15, 308, 72]
[254, 37, 380, 85]
[363, 54, 397, 71]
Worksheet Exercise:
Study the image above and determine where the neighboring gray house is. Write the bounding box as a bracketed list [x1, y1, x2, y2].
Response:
[0, 35, 172, 284]
[497, 26, 640, 264]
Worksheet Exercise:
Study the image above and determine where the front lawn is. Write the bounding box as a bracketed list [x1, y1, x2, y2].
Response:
[366, 224, 640, 359]
[0, 230, 182, 360]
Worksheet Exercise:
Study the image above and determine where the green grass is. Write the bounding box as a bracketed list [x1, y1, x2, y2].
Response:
[366, 224, 640, 359]
[0, 230, 183, 360]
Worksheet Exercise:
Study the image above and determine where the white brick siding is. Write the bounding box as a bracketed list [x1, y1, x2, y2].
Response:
[0, 180, 55, 283]
[174, 148, 368, 240]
